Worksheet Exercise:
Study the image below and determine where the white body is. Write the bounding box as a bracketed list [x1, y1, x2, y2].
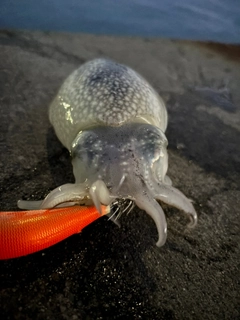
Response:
[49, 59, 167, 150]
[20, 59, 197, 247]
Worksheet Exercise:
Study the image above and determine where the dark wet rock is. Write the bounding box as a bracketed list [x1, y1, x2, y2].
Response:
[0, 30, 239, 319]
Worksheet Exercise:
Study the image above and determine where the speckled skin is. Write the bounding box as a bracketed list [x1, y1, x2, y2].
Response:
[49, 59, 167, 150]
[24, 58, 197, 247]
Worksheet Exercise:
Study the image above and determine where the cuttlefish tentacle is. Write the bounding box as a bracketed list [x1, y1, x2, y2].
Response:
[153, 183, 197, 227]
[135, 191, 167, 247]
[18, 180, 113, 213]
[18, 183, 88, 210]
[89, 180, 112, 214]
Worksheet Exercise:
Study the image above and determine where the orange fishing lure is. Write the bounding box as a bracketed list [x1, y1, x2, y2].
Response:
[0, 205, 109, 260]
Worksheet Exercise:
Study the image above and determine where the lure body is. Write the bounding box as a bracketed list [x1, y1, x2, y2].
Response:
[20, 59, 197, 247]
[0, 205, 108, 259]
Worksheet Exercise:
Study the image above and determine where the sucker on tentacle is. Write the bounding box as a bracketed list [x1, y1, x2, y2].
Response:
[19, 58, 198, 246]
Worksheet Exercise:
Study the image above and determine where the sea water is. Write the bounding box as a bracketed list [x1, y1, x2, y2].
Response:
[0, 0, 239, 43]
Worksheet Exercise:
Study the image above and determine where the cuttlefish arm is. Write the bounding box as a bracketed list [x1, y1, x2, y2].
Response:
[153, 183, 197, 228]
[18, 181, 113, 212]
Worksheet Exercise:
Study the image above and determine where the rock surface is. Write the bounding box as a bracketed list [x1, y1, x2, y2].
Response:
[0, 30, 239, 319]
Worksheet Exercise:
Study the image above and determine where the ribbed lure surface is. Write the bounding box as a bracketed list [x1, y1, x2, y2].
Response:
[0, 205, 108, 259]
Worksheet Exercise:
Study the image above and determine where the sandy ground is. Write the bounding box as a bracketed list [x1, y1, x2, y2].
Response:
[0, 30, 239, 319]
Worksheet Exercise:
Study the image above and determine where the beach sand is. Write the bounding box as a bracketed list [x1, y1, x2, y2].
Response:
[0, 30, 239, 319]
